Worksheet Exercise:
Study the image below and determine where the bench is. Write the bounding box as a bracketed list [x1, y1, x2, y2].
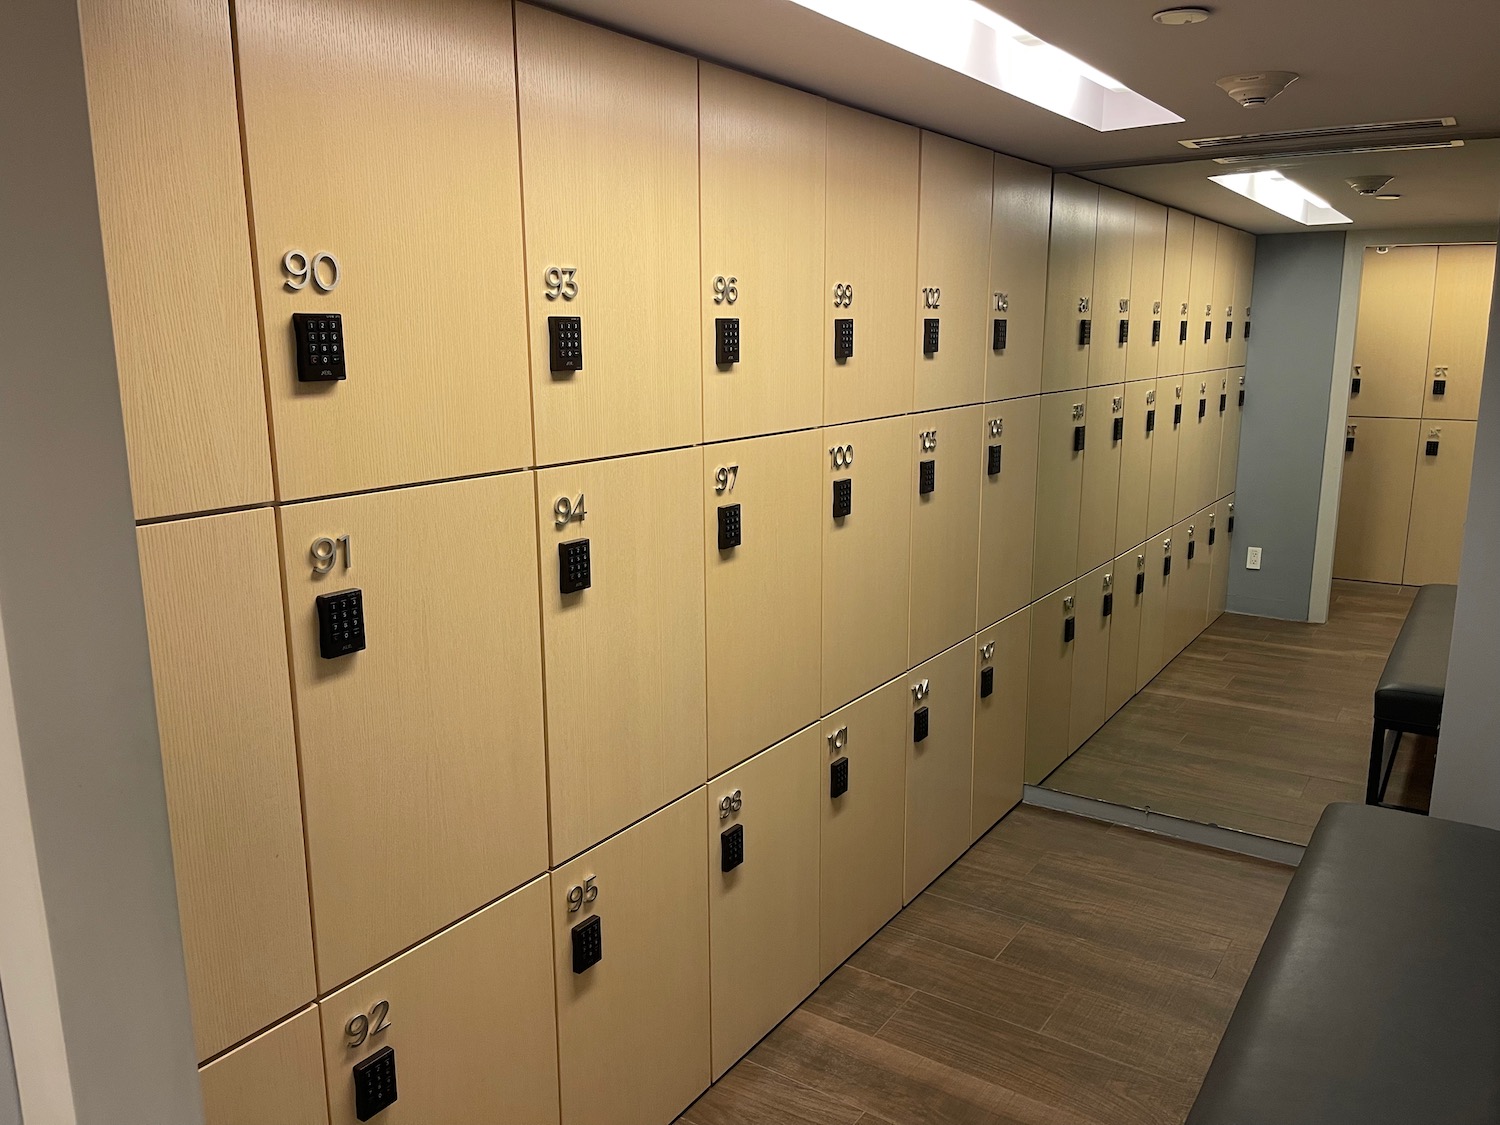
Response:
[1187, 803, 1500, 1125]
[1368, 583, 1455, 811]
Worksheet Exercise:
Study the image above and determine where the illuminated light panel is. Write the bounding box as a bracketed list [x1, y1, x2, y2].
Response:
[1210, 171, 1352, 226]
[785, 0, 1182, 131]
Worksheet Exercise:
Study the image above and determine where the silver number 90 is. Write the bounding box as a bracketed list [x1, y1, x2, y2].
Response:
[283, 250, 340, 293]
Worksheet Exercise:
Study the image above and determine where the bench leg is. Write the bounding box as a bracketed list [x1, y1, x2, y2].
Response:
[1378, 731, 1403, 804]
[1367, 724, 1387, 805]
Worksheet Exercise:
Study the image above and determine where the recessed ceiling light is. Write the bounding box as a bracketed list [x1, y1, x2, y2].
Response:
[1376, 193, 1403, 200]
[1153, 7, 1211, 24]
[1210, 171, 1352, 226]
[785, 0, 1182, 131]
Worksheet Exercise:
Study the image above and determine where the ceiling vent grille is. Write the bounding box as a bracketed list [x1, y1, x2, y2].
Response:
[1211, 140, 1466, 166]
[1180, 117, 1456, 150]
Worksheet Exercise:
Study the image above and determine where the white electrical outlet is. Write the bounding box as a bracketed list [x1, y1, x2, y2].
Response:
[1246, 546, 1263, 570]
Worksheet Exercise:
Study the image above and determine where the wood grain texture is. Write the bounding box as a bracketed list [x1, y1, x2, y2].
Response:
[1088, 188, 1135, 389]
[1219, 370, 1245, 499]
[1068, 562, 1114, 753]
[986, 156, 1052, 403]
[1116, 378, 1155, 554]
[1042, 176, 1098, 395]
[1024, 584, 1076, 785]
[1164, 513, 1210, 662]
[1228, 229, 1256, 369]
[1206, 498, 1233, 623]
[1404, 420, 1477, 585]
[1105, 547, 1147, 719]
[1197, 371, 1226, 514]
[137, 511, 314, 1059]
[1077, 384, 1124, 575]
[977, 396, 1040, 630]
[80, 0, 271, 519]
[908, 406, 983, 666]
[319, 877, 560, 1125]
[1031, 391, 1087, 599]
[1351, 246, 1437, 419]
[199, 1008, 327, 1125]
[1157, 209, 1195, 378]
[1149, 374, 1184, 536]
[1184, 218, 1219, 376]
[903, 639, 976, 903]
[1423, 242, 1494, 421]
[1136, 533, 1174, 691]
[1333, 417, 1420, 583]
[1173, 373, 1208, 523]
[971, 608, 1030, 841]
[1208, 225, 1235, 372]
[1126, 199, 1168, 385]
[238, 0, 532, 499]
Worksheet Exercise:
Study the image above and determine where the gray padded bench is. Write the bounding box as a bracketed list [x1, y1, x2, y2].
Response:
[1187, 803, 1500, 1125]
[1368, 583, 1455, 811]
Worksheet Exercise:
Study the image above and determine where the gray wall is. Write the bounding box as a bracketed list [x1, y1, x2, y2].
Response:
[0, 990, 19, 1125]
[1227, 232, 1347, 619]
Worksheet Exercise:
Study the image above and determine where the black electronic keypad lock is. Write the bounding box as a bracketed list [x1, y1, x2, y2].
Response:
[918, 460, 935, 496]
[1073, 425, 1086, 452]
[1174, 403, 1183, 426]
[1188, 539, 1196, 561]
[987, 444, 1002, 477]
[1209, 525, 1217, 546]
[1146, 408, 1156, 434]
[913, 706, 929, 743]
[1063, 616, 1076, 643]
[1152, 319, 1162, 344]
[717, 504, 742, 550]
[1102, 592, 1113, 618]
[571, 915, 602, 974]
[1225, 321, 1233, 342]
[832, 478, 853, 519]
[1164, 555, 1173, 577]
[1228, 512, 1236, 534]
[1433, 377, 1448, 396]
[1118, 319, 1129, 345]
[1198, 398, 1207, 420]
[923, 318, 940, 356]
[1220, 393, 1227, 413]
[353, 1046, 398, 1122]
[559, 539, 591, 594]
[979, 666, 994, 698]
[548, 316, 583, 372]
[317, 589, 365, 659]
[1179, 320, 1189, 345]
[834, 318, 854, 362]
[830, 757, 849, 798]
[992, 318, 1008, 350]
[1112, 417, 1124, 443]
[1239, 387, 1246, 407]
[1346, 434, 1356, 453]
[1427, 439, 1441, 457]
[1203, 321, 1213, 344]
[1244, 320, 1252, 340]
[293, 312, 346, 382]
[715, 317, 740, 365]
[1079, 319, 1092, 346]
[721, 824, 745, 872]
[1135, 572, 1145, 596]
[1351, 376, 1362, 396]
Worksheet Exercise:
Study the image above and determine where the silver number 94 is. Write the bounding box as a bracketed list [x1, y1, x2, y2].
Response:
[554, 494, 588, 527]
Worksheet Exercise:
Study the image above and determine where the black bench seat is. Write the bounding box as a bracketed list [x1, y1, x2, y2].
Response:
[1368, 583, 1455, 810]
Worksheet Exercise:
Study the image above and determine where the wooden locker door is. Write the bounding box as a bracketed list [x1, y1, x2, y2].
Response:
[1424, 243, 1495, 421]
[238, 0, 532, 501]
[1077, 384, 1125, 575]
[1404, 422, 1478, 585]
[554, 790, 711, 1125]
[1031, 391, 1087, 599]
[199, 1009, 328, 1125]
[1210, 227, 1236, 371]
[1199, 371, 1226, 512]
[1229, 231, 1255, 368]
[138, 511, 314, 1060]
[704, 430, 822, 778]
[707, 728, 820, 1078]
[823, 415, 913, 714]
[1219, 371, 1245, 499]
[1174, 375, 1209, 523]
[700, 64, 825, 442]
[1136, 535, 1173, 690]
[1165, 517, 1209, 659]
[80, 0, 270, 520]
[986, 155, 1052, 402]
[904, 638, 977, 903]
[825, 104, 920, 424]
[820, 677, 907, 977]
[1148, 374, 1183, 536]
[322, 877, 560, 1125]
[1185, 218, 1219, 374]
[537, 448, 707, 862]
[1105, 549, 1147, 718]
[972, 608, 1031, 841]
[914, 132, 992, 412]
[281, 475, 549, 989]
[977, 396, 1040, 629]
[1116, 378, 1155, 555]
[1208, 502, 1232, 623]
[1068, 563, 1113, 752]
[1025, 584, 1077, 784]
[1042, 176, 1099, 394]
[1088, 188, 1135, 388]
[1126, 199, 1168, 386]
[1333, 418, 1420, 584]
[1351, 246, 1437, 419]
[909, 406, 983, 666]
[1157, 209, 1194, 377]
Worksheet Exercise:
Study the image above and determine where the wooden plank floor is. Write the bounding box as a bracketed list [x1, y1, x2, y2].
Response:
[1042, 580, 1436, 844]
[678, 806, 1292, 1125]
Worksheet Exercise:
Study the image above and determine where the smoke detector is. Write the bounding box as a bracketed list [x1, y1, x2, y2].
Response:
[1153, 7, 1211, 24]
[1346, 175, 1395, 196]
[1216, 71, 1299, 108]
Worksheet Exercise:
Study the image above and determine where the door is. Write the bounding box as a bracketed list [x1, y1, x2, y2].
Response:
[1185, 217, 1219, 374]
[1207, 501, 1233, 623]
[1199, 371, 1227, 512]
[977, 396, 1040, 629]
[1165, 516, 1209, 659]
[1210, 227, 1236, 371]
[1077, 384, 1125, 574]
[1350, 245, 1437, 419]
[1157, 208, 1194, 377]
[1228, 230, 1255, 368]
[972, 608, 1031, 840]
[1404, 422, 1478, 585]
[1174, 374, 1209, 523]
[909, 406, 983, 665]
[1423, 243, 1495, 421]
[1148, 374, 1183, 536]
[199, 1009, 327, 1125]
[986, 155, 1052, 402]
[1088, 187, 1135, 388]
[1125, 199, 1168, 386]
[1032, 391, 1088, 599]
[1068, 563, 1114, 752]
[1105, 548, 1147, 718]
[1025, 583, 1077, 784]
[1116, 377, 1155, 555]
[1333, 417, 1420, 584]
[1042, 175, 1099, 394]
[1136, 534, 1173, 690]
[904, 639, 977, 903]
[1219, 370, 1245, 498]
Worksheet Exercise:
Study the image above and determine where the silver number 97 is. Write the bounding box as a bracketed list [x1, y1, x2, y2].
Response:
[310, 535, 352, 575]
[715, 465, 739, 493]
[283, 250, 340, 292]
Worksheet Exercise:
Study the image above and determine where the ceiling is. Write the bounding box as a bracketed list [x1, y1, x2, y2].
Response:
[535, 0, 1500, 231]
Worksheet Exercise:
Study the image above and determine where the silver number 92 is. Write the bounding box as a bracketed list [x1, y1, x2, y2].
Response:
[345, 1000, 391, 1048]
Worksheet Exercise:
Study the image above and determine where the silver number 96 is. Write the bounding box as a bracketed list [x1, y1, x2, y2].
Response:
[712, 276, 739, 305]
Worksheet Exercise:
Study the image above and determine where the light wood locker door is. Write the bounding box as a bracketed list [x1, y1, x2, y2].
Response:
[554, 790, 711, 1125]
[80, 0, 269, 521]
[1126, 199, 1168, 385]
[1185, 218, 1220, 374]
[1219, 371, 1245, 498]
[1229, 230, 1256, 368]
[700, 64, 825, 442]
[707, 728, 820, 1078]
[1148, 375, 1183, 536]
[986, 154, 1052, 402]
[1088, 187, 1135, 388]
[1042, 176, 1099, 394]
[1165, 517, 1210, 659]
[237, 0, 532, 501]
[1404, 422, 1478, 585]
[820, 676, 906, 977]
[1424, 243, 1495, 421]
[1078, 384, 1125, 575]
[138, 511, 314, 1060]
[1105, 549, 1147, 718]
[200, 1009, 327, 1125]
[909, 406, 983, 666]
[1032, 392, 1088, 599]
[1333, 418, 1420, 584]
[1199, 371, 1227, 512]
[1025, 584, 1077, 784]
[823, 415, 913, 714]
[1136, 534, 1173, 689]
[914, 132, 993, 412]
[977, 397, 1040, 629]
[1210, 228, 1237, 371]
[1157, 209, 1194, 377]
[1068, 563, 1114, 752]
[904, 638, 977, 903]
[1116, 378, 1155, 555]
[1351, 246, 1438, 419]
[1208, 501, 1233, 623]
[537, 448, 707, 862]
[281, 474, 549, 988]
[704, 431, 822, 778]
[825, 104, 920, 424]
[321, 877, 560, 1125]
[972, 608, 1031, 841]
[1174, 375, 1209, 523]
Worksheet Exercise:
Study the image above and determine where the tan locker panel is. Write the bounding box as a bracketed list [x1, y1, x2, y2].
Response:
[1025, 584, 1077, 785]
[700, 64, 825, 442]
[1105, 549, 1147, 718]
[1351, 246, 1438, 419]
[1404, 422, 1478, 585]
[200, 1009, 327, 1125]
[704, 431, 822, 777]
[1165, 517, 1210, 660]
[909, 406, 983, 665]
[1199, 371, 1226, 512]
[1228, 230, 1256, 368]
[707, 728, 820, 1078]
[825, 104, 920, 424]
[986, 155, 1052, 402]
[1042, 175, 1099, 394]
[1116, 378, 1155, 555]
[1136, 534, 1173, 689]
[1157, 209, 1194, 377]
[904, 639, 977, 903]
[1032, 391, 1088, 599]
[1185, 217, 1220, 374]
[914, 132, 993, 411]
[1333, 418, 1420, 584]
[1174, 374, 1210, 523]
[138, 511, 313, 1060]
[1126, 199, 1168, 385]
[1068, 563, 1114, 752]
[1088, 187, 1135, 388]
[1077, 384, 1125, 574]
[820, 677, 906, 976]
[80, 0, 269, 521]
[554, 790, 711, 1125]
[1219, 370, 1245, 498]
[972, 608, 1031, 840]
[538, 448, 707, 861]
[977, 396, 1040, 629]
[281, 475, 548, 988]
[1424, 243, 1495, 421]
[823, 415, 913, 714]
[1148, 374, 1184, 536]
[1210, 227, 1236, 371]
[322, 877, 560, 1125]
[238, 0, 532, 500]
[1207, 501, 1234, 624]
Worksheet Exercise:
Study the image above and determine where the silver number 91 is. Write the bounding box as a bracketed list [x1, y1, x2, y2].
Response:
[310, 535, 351, 575]
[283, 250, 340, 292]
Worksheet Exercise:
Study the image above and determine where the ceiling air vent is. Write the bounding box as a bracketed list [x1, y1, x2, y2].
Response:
[1180, 117, 1456, 150]
[1211, 140, 1465, 166]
